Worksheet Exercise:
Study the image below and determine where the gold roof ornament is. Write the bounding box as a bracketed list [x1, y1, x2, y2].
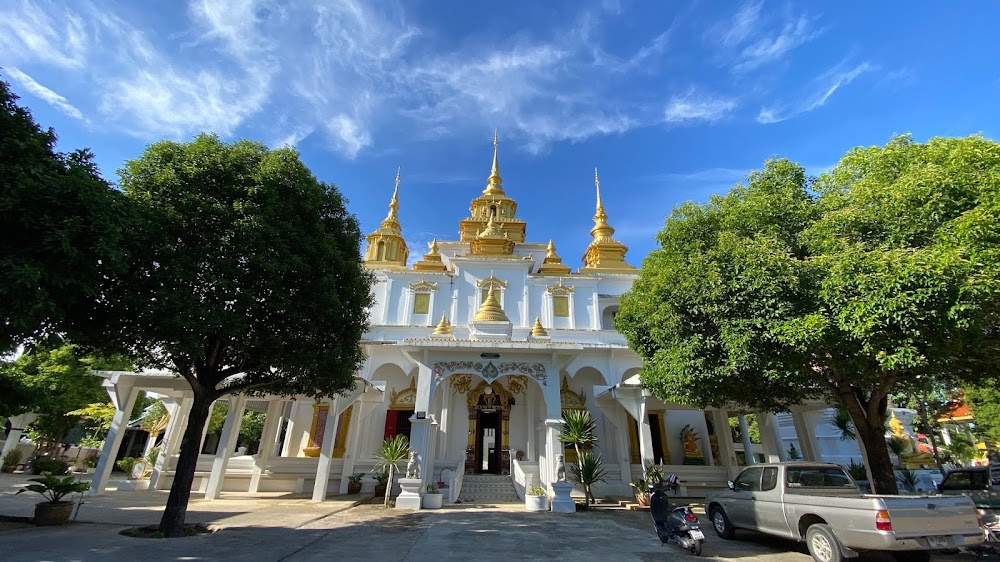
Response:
[473, 286, 510, 322]
[579, 168, 635, 273]
[537, 239, 571, 275]
[432, 313, 453, 336]
[530, 316, 549, 338]
[471, 212, 516, 256]
[459, 130, 526, 243]
[413, 239, 448, 272]
[364, 167, 409, 270]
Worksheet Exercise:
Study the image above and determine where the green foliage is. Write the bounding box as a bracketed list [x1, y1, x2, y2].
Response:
[238, 411, 267, 449]
[116, 457, 141, 478]
[207, 402, 229, 435]
[145, 447, 160, 467]
[0, 78, 134, 351]
[139, 400, 169, 434]
[964, 381, 1000, 445]
[618, 136, 1000, 495]
[569, 451, 609, 504]
[372, 435, 409, 507]
[846, 459, 868, 481]
[948, 435, 980, 463]
[728, 414, 760, 443]
[2, 340, 129, 444]
[643, 460, 665, 485]
[426, 484, 439, 494]
[828, 409, 857, 441]
[887, 436, 911, 457]
[16, 474, 90, 503]
[29, 458, 68, 476]
[527, 484, 547, 496]
[786, 443, 802, 461]
[348, 473, 364, 485]
[898, 468, 919, 491]
[557, 409, 599, 449]
[3, 449, 22, 469]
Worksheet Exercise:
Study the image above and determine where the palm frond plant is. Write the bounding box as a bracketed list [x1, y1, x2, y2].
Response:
[372, 435, 409, 507]
[643, 460, 665, 486]
[898, 468, 920, 493]
[557, 409, 600, 503]
[828, 408, 857, 441]
[887, 436, 911, 457]
[846, 459, 868, 482]
[569, 451, 608, 505]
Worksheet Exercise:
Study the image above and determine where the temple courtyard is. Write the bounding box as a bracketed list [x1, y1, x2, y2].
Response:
[0, 474, 978, 561]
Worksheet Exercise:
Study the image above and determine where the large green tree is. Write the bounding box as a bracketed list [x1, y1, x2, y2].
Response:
[90, 135, 373, 536]
[0, 340, 131, 444]
[0, 77, 131, 351]
[618, 136, 1000, 494]
[964, 381, 1000, 447]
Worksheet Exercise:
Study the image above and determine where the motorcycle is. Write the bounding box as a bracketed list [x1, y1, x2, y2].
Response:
[649, 474, 705, 556]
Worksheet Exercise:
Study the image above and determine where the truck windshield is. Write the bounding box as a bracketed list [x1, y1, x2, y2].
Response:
[786, 467, 854, 488]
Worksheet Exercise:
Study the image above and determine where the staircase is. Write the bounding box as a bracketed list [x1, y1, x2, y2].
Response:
[459, 474, 521, 504]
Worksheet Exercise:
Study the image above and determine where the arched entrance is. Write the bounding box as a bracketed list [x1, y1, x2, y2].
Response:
[465, 380, 513, 475]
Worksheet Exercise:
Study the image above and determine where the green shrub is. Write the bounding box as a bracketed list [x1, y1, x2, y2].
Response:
[30, 457, 69, 475]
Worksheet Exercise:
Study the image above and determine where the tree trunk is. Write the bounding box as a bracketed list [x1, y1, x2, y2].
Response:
[573, 443, 590, 504]
[158, 392, 214, 537]
[383, 465, 393, 507]
[852, 413, 898, 495]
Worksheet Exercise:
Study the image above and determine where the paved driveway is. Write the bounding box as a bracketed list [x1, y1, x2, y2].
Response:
[0, 500, 983, 562]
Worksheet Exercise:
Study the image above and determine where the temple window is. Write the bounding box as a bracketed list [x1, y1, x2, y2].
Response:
[413, 293, 430, 315]
[490, 205, 497, 218]
[376, 240, 386, 261]
[553, 296, 569, 317]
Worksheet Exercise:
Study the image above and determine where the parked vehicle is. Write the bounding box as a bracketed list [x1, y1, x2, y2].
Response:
[936, 466, 1000, 512]
[649, 475, 705, 555]
[705, 462, 984, 562]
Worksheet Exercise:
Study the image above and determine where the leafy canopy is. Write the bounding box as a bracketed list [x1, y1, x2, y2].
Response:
[0, 77, 132, 352]
[93, 134, 374, 400]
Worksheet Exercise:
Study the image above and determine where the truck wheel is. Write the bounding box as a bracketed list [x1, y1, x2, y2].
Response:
[805, 524, 843, 562]
[710, 506, 735, 540]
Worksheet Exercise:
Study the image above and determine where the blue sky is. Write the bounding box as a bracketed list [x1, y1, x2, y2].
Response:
[2, 1, 998, 266]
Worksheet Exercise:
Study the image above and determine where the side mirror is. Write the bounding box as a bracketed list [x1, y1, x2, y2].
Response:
[727, 480, 735, 491]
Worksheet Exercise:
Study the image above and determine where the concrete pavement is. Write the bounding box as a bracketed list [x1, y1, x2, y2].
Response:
[0, 472, 984, 561]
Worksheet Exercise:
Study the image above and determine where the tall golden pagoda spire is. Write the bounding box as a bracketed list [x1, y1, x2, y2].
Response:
[485, 129, 503, 195]
[580, 167, 635, 273]
[459, 129, 527, 243]
[363, 167, 409, 270]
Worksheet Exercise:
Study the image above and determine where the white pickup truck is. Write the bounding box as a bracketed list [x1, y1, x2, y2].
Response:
[704, 462, 984, 562]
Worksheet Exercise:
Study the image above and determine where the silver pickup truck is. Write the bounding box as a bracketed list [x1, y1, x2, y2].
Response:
[704, 462, 984, 562]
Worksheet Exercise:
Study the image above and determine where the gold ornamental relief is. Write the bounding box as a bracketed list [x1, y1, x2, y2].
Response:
[451, 373, 473, 394]
[389, 377, 418, 409]
[506, 374, 529, 395]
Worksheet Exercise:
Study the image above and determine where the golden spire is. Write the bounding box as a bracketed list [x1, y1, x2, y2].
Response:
[580, 167, 635, 273]
[432, 313, 453, 336]
[590, 167, 614, 240]
[413, 239, 447, 271]
[364, 167, 408, 269]
[538, 239, 571, 275]
[530, 316, 548, 337]
[477, 212, 506, 239]
[473, 286, 509, 322]
[484, 129, 504, 195]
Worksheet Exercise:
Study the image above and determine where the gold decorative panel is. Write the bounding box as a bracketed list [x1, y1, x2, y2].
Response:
[553, 295, 569, 317]
[413, 293, 430, 314]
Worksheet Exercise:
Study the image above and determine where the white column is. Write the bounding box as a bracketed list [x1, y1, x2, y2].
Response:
[89, 384, 139, 496]
[249, 399, 284, 493]
[710, 408, 738, 477]
[636, 401, 655, 468]
[526, 386, 537, 461]
[757, 412, 785, 462]
[436, 378, 450, 460]
[543, 419, 562, 486]
[941, 425, 952, 446]
[205, 396, 247, 500]
[1, 413, 37, 461]
[791, 411, 819, 462]
[150, 396, 192, 490]
[738, 414, 756, 465]
[311, 397, 341, 502]
[280, 401, 298, 457]
[339, 406, 362, 494]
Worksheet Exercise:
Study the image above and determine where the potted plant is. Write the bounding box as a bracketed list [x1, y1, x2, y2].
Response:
[629, 479, 650, 507]
[2, 449, 21, 473]
[373, 470, 390, 497]
[29, 457, 68, 476]
[525, 484, 548, 512]
[372, 434, 409, 507]
[16, 474, 91, 525]
[347, 473, 364, 495]
[423, 484, 443, 509]
[116, 457, 141, 479]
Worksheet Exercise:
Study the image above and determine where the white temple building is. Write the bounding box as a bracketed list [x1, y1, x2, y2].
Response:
[82, 134, 840, 507]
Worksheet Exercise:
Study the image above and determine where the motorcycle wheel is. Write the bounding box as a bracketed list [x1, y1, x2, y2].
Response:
[690, 539, 703, 556]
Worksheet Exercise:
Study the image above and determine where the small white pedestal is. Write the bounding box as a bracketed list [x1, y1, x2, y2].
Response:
[550, 482, 575, 513]
[395, 478, 423, 510]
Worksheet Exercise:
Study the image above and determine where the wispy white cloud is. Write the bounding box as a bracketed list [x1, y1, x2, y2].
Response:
[5, 67, 85, 120]
[0, 0, 88, 69]
[709, 2, 820, 73]
[664, 91, 738, 124]
[757, 61, 874, 124]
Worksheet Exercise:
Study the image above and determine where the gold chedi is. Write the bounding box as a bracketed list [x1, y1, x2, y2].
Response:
[363, 167, 409, 270]
[537, 240, 571, 275]
[579, 168, 635, 273]
[530, 316, 549, 337]
[432, 313, 453, 336]
[413, 239, 448, 272]
[473, 286, 509, 322]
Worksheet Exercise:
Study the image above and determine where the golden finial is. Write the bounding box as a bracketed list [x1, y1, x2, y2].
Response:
[473, 286, 509, 322]
[384, 167, 401, 224]
[530, 316, 548, 338]
[546, 240, 556, 258]
[428, 239, 439, 254]
[590, 167, 613, 240]
[432, 313, 453, 335]
[485, 129, 503, 194]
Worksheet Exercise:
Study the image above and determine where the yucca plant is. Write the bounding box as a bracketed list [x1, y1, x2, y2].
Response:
[846, 459, 868, 481]
[828, 408, 856, 441]
[558, 409, 601, 504]
[569, 451, 608, 505]
[372, 435, 409, 507]
[898, 468, 919, 492]
[886, 436, 911, 467]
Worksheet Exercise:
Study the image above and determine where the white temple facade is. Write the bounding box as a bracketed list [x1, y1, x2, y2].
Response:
[84, 134, 835, 506]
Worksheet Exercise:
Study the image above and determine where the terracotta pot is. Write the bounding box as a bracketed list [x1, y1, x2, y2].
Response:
[34, 501, 74, 526]
[347, 482, 362, 495]
[1, 465, 15, 474]
[635, 492, 650, 507]
[374, 483, 387, 496]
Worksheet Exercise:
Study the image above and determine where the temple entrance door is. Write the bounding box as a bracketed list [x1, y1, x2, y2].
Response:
[476, 410, 500, 474]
